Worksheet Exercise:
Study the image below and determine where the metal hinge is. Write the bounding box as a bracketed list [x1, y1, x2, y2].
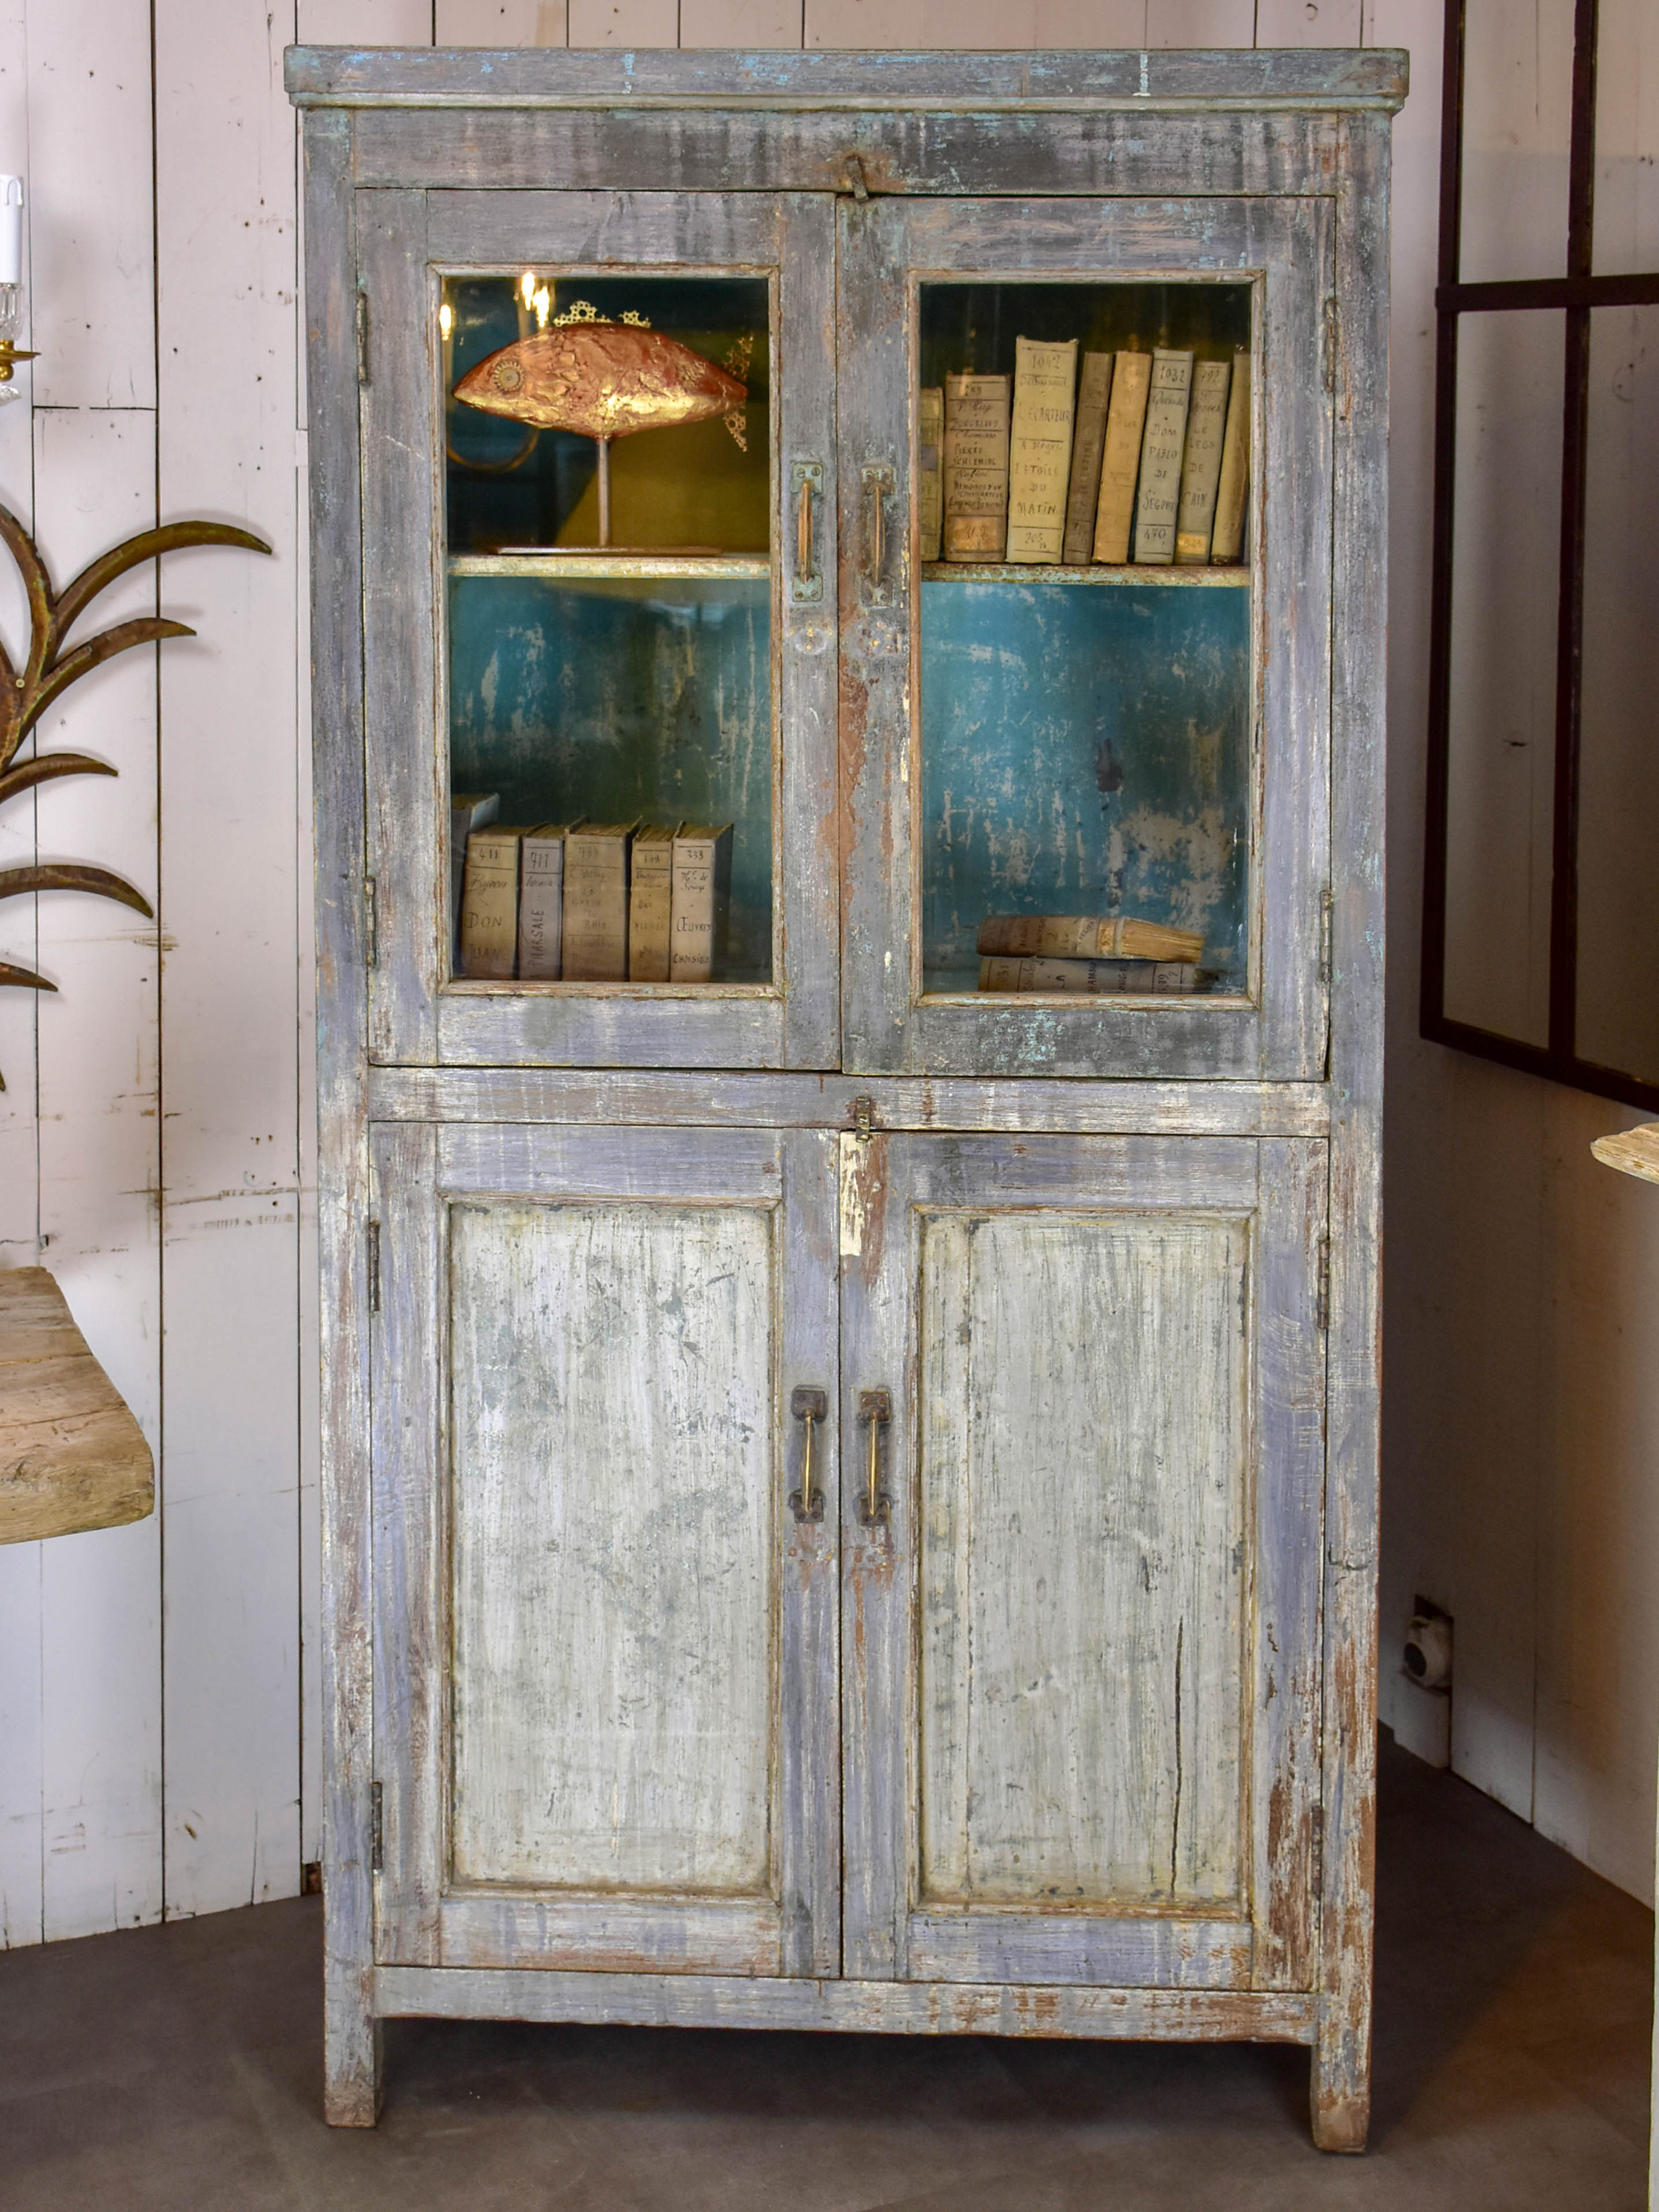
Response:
[1322, 295, 1338, 396]
[370, 1780, 384, 1872]
[356, 288, 371, 386]
[1318, 885, 1333, 988]
[1316, 1235, 1331, 1334]
[840, 153, 871, 200]
[367, 1219, 382, 1314]
[364, 874, 378, 968]
[853, 1095, 875, 1143]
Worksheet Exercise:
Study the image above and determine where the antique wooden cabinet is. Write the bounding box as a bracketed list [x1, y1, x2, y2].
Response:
[288, 44, 1403, 2149]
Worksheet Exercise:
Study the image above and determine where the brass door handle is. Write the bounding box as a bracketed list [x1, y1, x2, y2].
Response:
[790, 460, 823, 605]
[789, 1385, 827, 1521]
[860, 461, 894, 608]
[857, 1388, 891, 1523]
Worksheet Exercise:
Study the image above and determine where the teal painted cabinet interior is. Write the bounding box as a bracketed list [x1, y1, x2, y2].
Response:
[293, 43, 1399, 2156]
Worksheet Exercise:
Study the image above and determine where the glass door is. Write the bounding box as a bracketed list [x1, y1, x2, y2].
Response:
[838, 195, 1334, 1080]
[358, 188, 838, 1070]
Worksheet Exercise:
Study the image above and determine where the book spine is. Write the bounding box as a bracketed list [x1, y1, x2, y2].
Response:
[670, 830, 732, 983]
[1005, 336, 1078, 565]
[458, 829, 520, 979]
[1174, 358, 1233, 564]
[516, 837, 565, 980]
[1061, 352, 1114, 566]
[563, 837, 631, 982]
[1091, 352, 1152, 564]
[628, 835, 675, 982]
[942, 371, 1011, 562]
[918, 385, 944, 564]
[1210, 348, 1251, 564]
[1132, 348, 1195, 565]
[979, 954, 1199, 995]
[976, 913, 1205, 965]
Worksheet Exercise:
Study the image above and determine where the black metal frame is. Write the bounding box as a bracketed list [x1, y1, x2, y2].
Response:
[1421, 0, 1659, 1111]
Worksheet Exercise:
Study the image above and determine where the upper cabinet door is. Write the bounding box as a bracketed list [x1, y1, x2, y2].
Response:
[358, 188, 838, 1070]
[838, 195, 1334, 1080]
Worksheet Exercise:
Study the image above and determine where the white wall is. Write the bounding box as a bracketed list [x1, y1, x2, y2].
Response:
[0, 0, 1654, 1948]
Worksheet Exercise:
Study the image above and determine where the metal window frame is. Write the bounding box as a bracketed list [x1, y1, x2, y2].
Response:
[1421, 0, 1659, 1111]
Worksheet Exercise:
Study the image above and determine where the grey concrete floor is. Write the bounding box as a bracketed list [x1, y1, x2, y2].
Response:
[1, 1734, 1651, 2210]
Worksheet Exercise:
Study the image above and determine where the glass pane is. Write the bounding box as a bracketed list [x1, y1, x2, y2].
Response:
[917, 280, 1253, 1002]
[1594, 0, 1659, 276]
[1443, 311, 1563, 1046]
[1576, 305, 1659, 1079]
[441, 271, 772, 987]
[1459, 0, 1575, 284]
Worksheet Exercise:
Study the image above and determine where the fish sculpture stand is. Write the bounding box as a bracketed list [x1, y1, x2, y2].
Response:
[453, 307, 749, 549]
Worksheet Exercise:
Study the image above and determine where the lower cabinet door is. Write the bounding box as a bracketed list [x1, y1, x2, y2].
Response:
[840, 1133, 1328, 1992]
[369, 1122, 840, 1977]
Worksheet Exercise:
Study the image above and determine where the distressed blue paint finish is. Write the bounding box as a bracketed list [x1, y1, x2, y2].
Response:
[449, 576, 773, 982]
[920, 580, 1249, 990]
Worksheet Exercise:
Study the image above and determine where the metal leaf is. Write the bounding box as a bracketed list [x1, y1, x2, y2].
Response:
[24, 618, 197, 740]
[52, 520, 273, 645]
[0, 959, 55, 991]
[0, 753, 119, 806]
[0, 863, 154, 917]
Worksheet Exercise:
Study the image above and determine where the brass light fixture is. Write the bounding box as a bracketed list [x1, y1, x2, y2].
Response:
[0, 176, 35, 398]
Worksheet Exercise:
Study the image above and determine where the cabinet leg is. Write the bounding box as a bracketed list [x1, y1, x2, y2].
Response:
[1310, 2021, 1370, 2153]
[323, 1961, 383, 2127]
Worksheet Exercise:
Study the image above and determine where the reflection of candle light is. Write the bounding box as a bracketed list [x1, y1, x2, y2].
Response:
[533, 284, 551, 331]
[519, 270, 535, 308]
[438, 301, 452, 339]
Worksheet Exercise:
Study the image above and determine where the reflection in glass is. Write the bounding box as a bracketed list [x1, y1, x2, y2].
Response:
[1458, 0, 1574, 285]
[1577, 306, 1659, 1078]
[1594, 0, 1659, 277]
[1444, 310, 1563, 1046]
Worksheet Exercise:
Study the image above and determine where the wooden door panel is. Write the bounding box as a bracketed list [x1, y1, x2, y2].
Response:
[371, 1123, 840, 1977]
[842, 1133, 1326, 1992]
[917, 1210, 1248, 1914]
[448, 1200, 776, 1894]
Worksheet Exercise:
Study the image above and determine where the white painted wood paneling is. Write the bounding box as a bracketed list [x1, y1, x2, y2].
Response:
[297, 0, 435, 39]
[31, 403, 163, 1940]
[680, 0, 801, 47]
[437, 0, 566, 38]
[154, 0, 304, 1920]
[1255, 0, 1363, 44]
[567, 0, 678, 45]
[918, 1211, 1247, 1908]
[448, 1200, 778, 1893]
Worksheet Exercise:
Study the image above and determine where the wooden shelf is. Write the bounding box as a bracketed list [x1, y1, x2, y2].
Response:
[921, 562, 1251, 588]
[449, 552, 771, 581]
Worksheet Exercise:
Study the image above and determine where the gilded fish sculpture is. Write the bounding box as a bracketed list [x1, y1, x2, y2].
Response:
[453, 324, 747, 444]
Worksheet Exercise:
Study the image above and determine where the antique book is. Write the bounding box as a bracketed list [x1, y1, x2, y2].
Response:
[1174, 358, 1233, 564]
[516, 821, 574, 981]
[561, 821, 637, 982]
[669, 823, 734, 984]
[1211, 347, 1252, 563]
[1006, 336, 1078, 564]
[458, 825, 525, 980]
[977, 912, 1206, 964]
[1061, 351, 1114, 565]
[627, 823, 679, 982]
[918, 385, 944, 563]
[1089, 351, 1151, 564]
[1132, 348, 1195, 564]
[979, 955, 1202, 995]
[942, 371, 1011, 562]
[449, 789, 499, 957]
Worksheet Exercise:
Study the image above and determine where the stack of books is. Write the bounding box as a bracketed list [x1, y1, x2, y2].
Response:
[452, 798, 733, 984]
[921, 339, 1251, 570]
[975, 913, 1211, 996]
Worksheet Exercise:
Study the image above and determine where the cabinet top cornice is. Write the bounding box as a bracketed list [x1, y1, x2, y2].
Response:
[284, 46, 1407, 116]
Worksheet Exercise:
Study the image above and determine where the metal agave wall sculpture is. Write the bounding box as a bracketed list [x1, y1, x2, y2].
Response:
[0, 500, 271, 1085]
